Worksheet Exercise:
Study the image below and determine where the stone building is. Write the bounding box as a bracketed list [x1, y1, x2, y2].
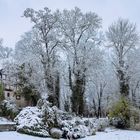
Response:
[0, 69, 37, 108]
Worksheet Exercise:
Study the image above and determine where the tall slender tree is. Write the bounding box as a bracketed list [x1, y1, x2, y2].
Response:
[106, 18, 139, 98]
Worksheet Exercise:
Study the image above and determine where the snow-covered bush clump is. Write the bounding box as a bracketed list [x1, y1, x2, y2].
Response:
[38, 99, 109, 139]
[37, 99, 59, 128]
[50, 128, 63, 139]
[0, 100, 19, 120]
[94, 118, 109, 131]
[14, 107, 49, 137]
[14, 99, 109, 139]
[58, 117, 109, 139]
[1, 100, 18, 112]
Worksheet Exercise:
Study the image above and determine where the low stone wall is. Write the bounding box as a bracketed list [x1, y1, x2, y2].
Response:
[0, 124, 16, 131]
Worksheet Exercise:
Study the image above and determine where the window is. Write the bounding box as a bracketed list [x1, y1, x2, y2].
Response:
[7, 93, 10, 97]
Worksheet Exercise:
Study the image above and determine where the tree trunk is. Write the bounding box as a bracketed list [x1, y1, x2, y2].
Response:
[43, 63, 60, 108]
[117, 59, 129, 97]
[118, 69, 129, 97]
[70, 72, 86, 115]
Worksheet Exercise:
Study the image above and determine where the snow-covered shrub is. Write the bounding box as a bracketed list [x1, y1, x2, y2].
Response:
[91, 128, 96, 135]
[40, 100, 58, 128]
[15, 100, 62, 137]
[50, 128, 63, 139]
[37, 99, 52, 109]
[14, 99, 109, 139]
[110, 117, 126, 128]
[0, 100, 19, 120]
[95, 118, 109, 131]
[37, 99, 72, 129]
[13, 100, 58, 138]
[60, 117, 108, 139]
[14, 107, 49, 137]
[134, 123, 140, 131]
[127, 107, 140, 129]
[130, 106, 140, 125]
[72, 125, 92, 139]
[109, 97, 130, 128]
[55, 109, 73, 121]
[18, 128, 49, 137]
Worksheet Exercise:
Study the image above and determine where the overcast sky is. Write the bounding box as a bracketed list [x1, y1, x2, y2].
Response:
[0, 0, 140, 47]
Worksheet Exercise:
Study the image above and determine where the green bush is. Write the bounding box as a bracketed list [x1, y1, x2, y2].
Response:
[109, 97, 130, 128]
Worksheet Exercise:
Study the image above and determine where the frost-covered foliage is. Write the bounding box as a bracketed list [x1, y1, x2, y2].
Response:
[58, 7, 103, 115]
[14, 99, 109, 139]
[22, 7, 61, 107]
[1, 7, 140, 136]
[15, 107, 43, 129]
[106, 18, 139, 97]
[13, 7, 107, 115]
[1, 100, 18, 112]
[109, 97, 131, 128]
[59, 117, 109, 139]
[85, 56, 119, 118]
[50, 128, 62, 139]
[0, 100, 19, 120]
[15, 107, 49, 137]
[0, 39, 12, 59]
[13, 7, 138, 118]
[127, 48, 140, 107]
[40, 99, 105, 138]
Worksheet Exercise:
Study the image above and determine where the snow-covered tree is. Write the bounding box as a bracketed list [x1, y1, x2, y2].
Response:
[58, 7, 103, 115]
[15, 32, 46, 98]
[106, 18, 139, 98]
[22, 8, 61, 107]
[126, 48, 140, 107]
[0, 39, 12, 59]
[85, 52, 119, 117]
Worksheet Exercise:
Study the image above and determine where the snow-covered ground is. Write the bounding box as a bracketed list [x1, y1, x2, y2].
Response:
[0, 117, 15, 124]
[0, 128, 140, 140]
[83, 128, 140, 140]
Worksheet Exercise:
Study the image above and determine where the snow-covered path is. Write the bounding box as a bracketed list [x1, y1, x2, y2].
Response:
[0, 129, 140, 140]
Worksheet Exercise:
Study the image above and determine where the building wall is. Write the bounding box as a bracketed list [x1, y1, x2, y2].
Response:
[2, 72, 35, 108]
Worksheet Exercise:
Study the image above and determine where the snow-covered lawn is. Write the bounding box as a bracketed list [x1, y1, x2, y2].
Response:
[0, 117, 15, 124]
[83, 128, 140, 140]
[0, 128, 140, 140]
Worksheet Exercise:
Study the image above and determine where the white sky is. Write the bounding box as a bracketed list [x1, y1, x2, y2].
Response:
[0, 0, 140, 47]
